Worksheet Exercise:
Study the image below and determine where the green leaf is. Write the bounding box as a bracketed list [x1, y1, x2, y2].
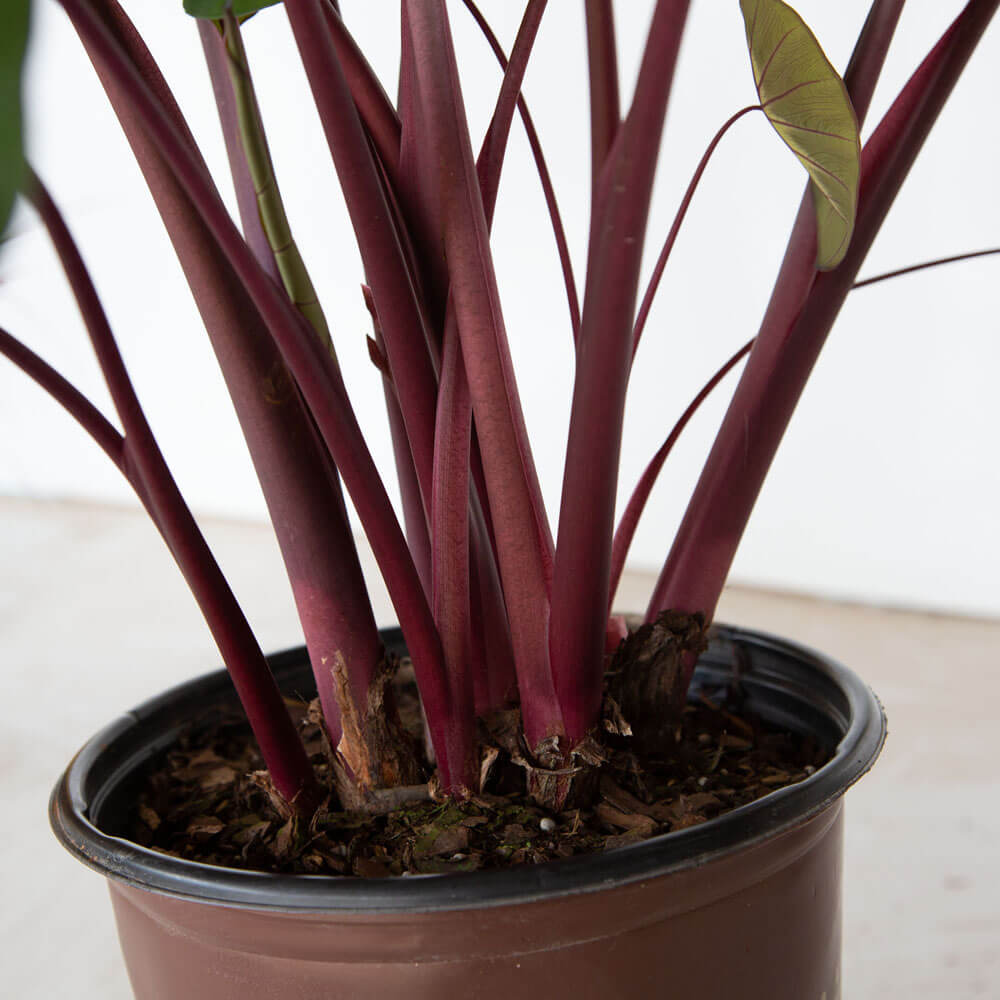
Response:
[740, 0, 860, 270]
[183, 0, 281, 18]
[0, 1, 31, 238]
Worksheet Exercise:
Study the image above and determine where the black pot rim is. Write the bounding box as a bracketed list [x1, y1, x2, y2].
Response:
[50, 623, 885, 914]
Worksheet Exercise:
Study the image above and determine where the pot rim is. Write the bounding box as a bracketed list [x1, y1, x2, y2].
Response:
[50, 623, 884, 914]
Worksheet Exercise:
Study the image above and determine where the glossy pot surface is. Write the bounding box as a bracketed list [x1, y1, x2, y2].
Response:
[52, 625, 884, 999]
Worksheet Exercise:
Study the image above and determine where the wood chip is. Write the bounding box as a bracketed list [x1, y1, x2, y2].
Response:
[760, 773, 791, 786]
[500, 823, 533, 846]
[604, 830, 647, 851]
[232, 820, 271, 847]
[354, 856, 392, 878]
[200, 765, 238, 790]
[185, 816, 225, 838]
[414, 825, 470, 859]
[273, 818, 296, 859]
[138, 804, 161, 831]
[595, 803, 657, 835]
[682, 792, 721, 811]
[599, 777, 657, 819]
[718, 734, 753, 751]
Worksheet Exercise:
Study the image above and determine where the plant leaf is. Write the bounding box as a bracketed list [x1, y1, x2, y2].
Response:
[0, 1, 31, 237]
[183, 0, 280, 18]
[741, 0, 860, 269]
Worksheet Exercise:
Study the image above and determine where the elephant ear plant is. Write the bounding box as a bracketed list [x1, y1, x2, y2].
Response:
[0, 0, 996, 834]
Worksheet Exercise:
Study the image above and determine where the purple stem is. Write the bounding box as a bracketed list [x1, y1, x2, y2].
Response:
[398, 6, 508, 621]
[647, 0, 999, 642]
[461, 0, 580, 340]
[461, 0, 550, 715]
[368, 89, 517, 719]
[285, 0, 484, 783]
[197, 19, 278, 283]
[474, 0, 547, 225]
[467, 490, 518, 713]
[584, 0, 621, 205]
[0, 327, 127, 470]
[609, 337, 754, 604]
[431, 303, 477, 785]
[853, 247, 1000, 288]
[26, 174, 318, 813]
[361, 284, 433, 595]
[398, 3, 507, 590]
[609, 237, 997, 603]
[645, 0, 911, 628]
[402, 0, 562, 751]
[85, 0, 381, 750]
[843, 0, 908, 125]
[321, 1, 402, 193]
[398, 15, 521, 718]
[402, 2, 524, 719]
[284, 0, 441, 546]
[549, 0, 691, 745]
[60, 0, 462, 787]
[198, 15, 385, 747]
[366, 142, 444, 594]
[632, 106, 760, 359]
[396, 4, 450, 333]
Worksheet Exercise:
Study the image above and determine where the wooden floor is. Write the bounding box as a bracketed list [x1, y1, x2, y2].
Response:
[3, 497, 998, 998]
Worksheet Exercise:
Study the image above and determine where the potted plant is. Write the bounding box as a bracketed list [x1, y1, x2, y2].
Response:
[0, 0, 994, 997]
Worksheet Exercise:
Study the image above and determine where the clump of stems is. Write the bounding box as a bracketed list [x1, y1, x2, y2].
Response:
[2, 0, 996, 809]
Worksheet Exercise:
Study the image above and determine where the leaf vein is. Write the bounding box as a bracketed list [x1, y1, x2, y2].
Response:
[796, 150, 850, 195]
[756, 25, 798, 92]
[768, 118, 854, 142]
[760, 78, 822, 109]
[748, 0, 761, 69]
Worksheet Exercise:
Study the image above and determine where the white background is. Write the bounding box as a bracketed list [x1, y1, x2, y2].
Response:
[1, 0, 997, 617]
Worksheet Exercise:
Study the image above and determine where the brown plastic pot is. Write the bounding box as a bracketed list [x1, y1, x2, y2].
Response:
[51, 624, 884, 999]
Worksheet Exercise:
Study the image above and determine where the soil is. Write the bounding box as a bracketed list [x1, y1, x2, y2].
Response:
[126, 670, 829, 878]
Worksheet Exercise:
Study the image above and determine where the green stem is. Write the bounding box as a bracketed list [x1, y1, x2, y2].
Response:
[221, 11, 333, 353]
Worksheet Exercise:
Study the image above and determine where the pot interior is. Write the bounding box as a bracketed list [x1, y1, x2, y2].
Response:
[52, 624, 884, 912]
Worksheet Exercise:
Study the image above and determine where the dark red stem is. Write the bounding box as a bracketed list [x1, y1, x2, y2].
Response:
[0, 327, 127, 470]
[843, 0, 908, 125]
[475, 0, 547, 227]
[431, 304, 476, 785]
[461, 0, 580, 340]
[361, 284, 433, 595]
[644, 0, 917, 628]
[197, 19, 278, 283]
[584, 0, 620, 205]
[322, 1, 403, 193]
[853, 248, 1000, 288]
[607, 235, 998, 604]
[402, 0, 561, 751]
[27, 173, 319, 813]
[648, 0, 999, 642]
[609, 337, 754, 604]
[550, 0, 691, 744]
[60, 0, 462, 786]
[285, 0, 441, 544]
[369, 72, 517, 721]
[83, 0, 381, 750]
[632, 106, 760, 359]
